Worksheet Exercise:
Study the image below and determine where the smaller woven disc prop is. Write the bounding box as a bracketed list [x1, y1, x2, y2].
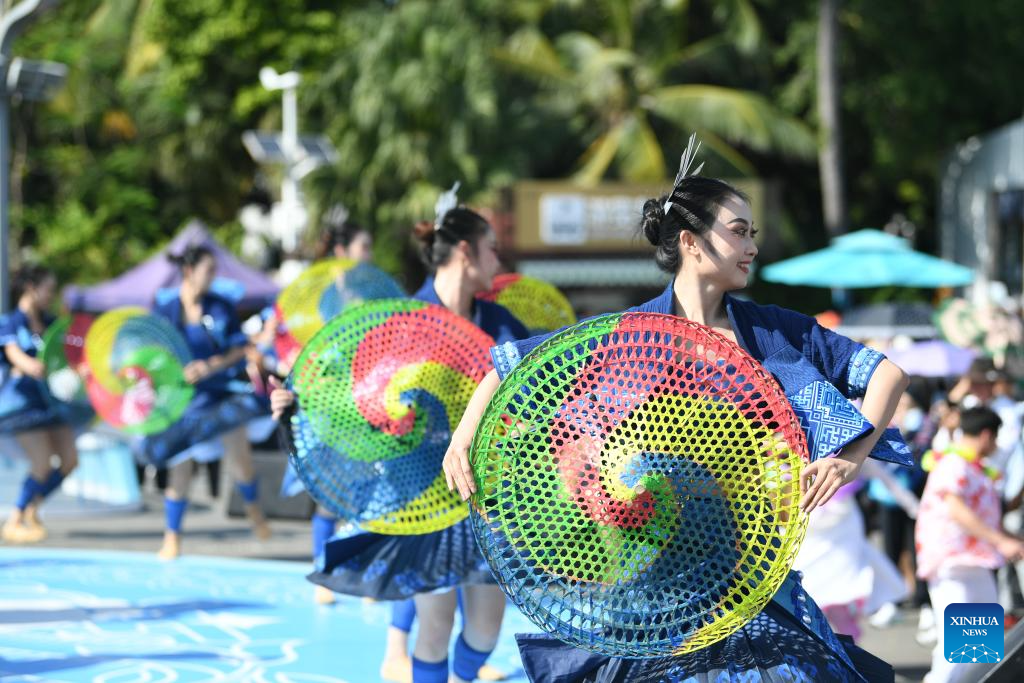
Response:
[274, 259, 405, 369]
[41, 314, 95, 423]
[284, 298, 494, 534]
[470, 313, 809, 657]
[478, 273, 576, 334]
[84, 307, 194, 435]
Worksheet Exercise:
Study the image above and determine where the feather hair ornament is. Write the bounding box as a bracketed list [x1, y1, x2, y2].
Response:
[323, 203, 350, 227]
[663, 133, 705, 215]
[434, 181, 462, 231]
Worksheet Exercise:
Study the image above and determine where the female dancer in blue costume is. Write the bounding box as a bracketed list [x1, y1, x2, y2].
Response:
[443, 147, 911, 682]
[270, 217, 376, 606]
[272, 192, 528, 683]
[1, 265, 79, 543]
[149, 244, 270, 560]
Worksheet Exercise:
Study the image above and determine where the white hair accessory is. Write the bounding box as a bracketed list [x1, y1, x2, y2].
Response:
[434, 181, 461, 230]
[323, 203, 350, 226]
[663, 133, 705, 215]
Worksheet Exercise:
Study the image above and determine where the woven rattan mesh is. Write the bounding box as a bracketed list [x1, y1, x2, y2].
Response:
[470, 313, 808, 657]
[285, 298, 494, 534]
[84, 307, 193, 434]
[275, 259, 405, 368]
[479, 274, 576, 334]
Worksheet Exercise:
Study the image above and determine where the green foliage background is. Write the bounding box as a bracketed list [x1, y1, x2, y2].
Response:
[9, 0, 1024, 303]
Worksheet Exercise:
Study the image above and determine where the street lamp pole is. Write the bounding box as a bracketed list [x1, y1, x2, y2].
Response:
[0, 0, 59, 314]
[243, 67, 336, 268]
[259, 67, 304, 254]
[279, 81, 300, 253]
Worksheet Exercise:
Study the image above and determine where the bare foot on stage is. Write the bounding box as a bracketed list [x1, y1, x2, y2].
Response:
[157, 531, 181, 560]
[246, 505, 272, 541]
[314, 585, 336, 605]
[379, 654, 412, 683]
[478, 663, 509, 681]
[2, 517, 46, 544]
[24, 505, 45, 532]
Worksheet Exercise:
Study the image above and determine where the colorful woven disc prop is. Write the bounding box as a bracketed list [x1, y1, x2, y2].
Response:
[40, 314, 95, 423]
[479, 273, 576, 334]
[284, 298, 494, 534]
[274, 259, 405, 369]
[469, 313, 809, 657]
[84, 307, 194, 435]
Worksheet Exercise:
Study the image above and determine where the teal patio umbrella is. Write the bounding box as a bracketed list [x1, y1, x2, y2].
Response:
[760, 229, 975, 288]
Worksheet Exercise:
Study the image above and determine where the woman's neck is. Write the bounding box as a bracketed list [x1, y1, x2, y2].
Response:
[179, 281, 202, 307]
[432, 266, 476, 320]
[17, 296, 39, 320]
[672, 269, 726, 326]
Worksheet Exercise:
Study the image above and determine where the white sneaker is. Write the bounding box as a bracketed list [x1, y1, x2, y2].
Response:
[868, 602, 899, 628]
[918, 605, 935, 630]
[915, 605, 937, 645]
[916, 626, 937, 646]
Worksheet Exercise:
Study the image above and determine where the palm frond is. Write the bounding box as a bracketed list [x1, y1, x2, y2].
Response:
[493, 27, 573, 83]
[617, 113, 666, 181]
[648, 84, 817, 158]
[573, 121, 626, 185]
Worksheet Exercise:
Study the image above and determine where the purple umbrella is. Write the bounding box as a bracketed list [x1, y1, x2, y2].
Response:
[886, 340, 977, 378]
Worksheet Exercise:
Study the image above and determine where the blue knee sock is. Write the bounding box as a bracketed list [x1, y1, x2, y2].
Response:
[391, 598, 417, 633]
[411, 657, 448, 683]
[311, 513, 337, 559]
[164, 498, 188, 533]
[39, 468, 66, 499]
[14, 476, 47, 511]
[236, 478, 259, 504]
[453, 633, 493, 682]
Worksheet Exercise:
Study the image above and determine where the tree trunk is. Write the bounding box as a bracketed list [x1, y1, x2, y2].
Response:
[817, 0, 846, 236]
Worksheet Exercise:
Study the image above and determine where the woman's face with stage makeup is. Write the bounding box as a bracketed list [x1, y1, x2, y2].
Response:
[336, 230, 374, 264]
[466, 230, 500, 293]
[30, 275, 57, 310]
[682, 194, 758, 291]
[185, 254, 217, 295]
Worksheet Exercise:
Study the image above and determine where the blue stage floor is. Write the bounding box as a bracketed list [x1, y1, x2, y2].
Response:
[0, 548, 535, 682]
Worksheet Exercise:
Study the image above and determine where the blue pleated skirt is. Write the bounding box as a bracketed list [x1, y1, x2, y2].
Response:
[307, 517, 498, 600]
[515, 611, 891, 682]
[138, 390, 268, 467]
[514, 573, 894, 683]
[279, 462, 306, 498]
[0, 375, 65, 434]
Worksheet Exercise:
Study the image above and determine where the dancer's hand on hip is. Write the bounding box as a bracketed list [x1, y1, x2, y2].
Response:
[799, 453, 862, 513]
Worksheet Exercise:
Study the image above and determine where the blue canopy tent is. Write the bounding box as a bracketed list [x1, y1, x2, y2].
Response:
[760, 229, 975, 288]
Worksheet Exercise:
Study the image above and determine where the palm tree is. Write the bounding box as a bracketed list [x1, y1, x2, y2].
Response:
[816, 0, 846, 235]
[496, 0, 817, 183]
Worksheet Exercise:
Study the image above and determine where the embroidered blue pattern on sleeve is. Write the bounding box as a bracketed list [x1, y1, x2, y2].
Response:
[787, 380, 874, 462]
[490, 342, 521, 380]
[847, 347, 884, 398]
